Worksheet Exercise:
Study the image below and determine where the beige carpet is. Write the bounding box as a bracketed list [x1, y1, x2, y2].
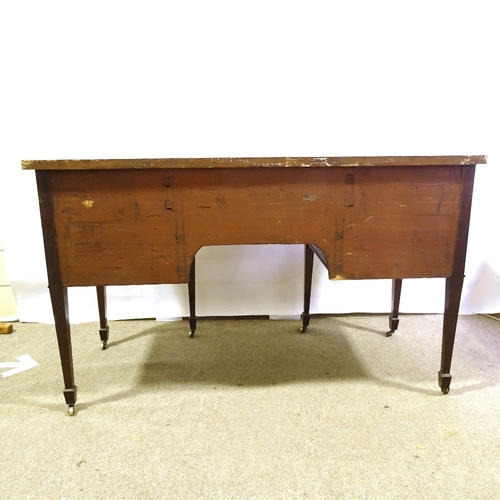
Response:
[1, 314, 499, 499]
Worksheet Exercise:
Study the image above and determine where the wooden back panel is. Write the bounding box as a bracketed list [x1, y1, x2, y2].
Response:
[47, 165, 464, 286]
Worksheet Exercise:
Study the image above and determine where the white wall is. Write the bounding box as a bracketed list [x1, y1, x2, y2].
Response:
[0, 1, 498, 323]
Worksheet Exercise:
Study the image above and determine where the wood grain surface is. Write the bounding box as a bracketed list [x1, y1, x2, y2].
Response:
[22, 155, 487, 170]
[47, 165, 464, 286]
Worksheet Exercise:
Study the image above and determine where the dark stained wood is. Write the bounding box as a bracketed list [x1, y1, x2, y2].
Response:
[389, 279, 403, 334]
[300, 244, 315, 333]
[439, 165, 476, 394]
[28, 155, 486, 410]
[22, 155, 487, 171]
[96, 286, 109, 349]
[188, 258, 196, 337]
[35, 171, 77, 411]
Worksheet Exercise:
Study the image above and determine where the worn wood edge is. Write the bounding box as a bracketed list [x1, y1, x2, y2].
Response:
[21, 155, 488, 170]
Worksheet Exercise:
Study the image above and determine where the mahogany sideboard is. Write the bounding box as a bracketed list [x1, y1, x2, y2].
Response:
[23, 155, 487, 415]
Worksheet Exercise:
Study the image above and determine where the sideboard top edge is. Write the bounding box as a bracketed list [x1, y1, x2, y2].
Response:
[21, 155, 488, 170]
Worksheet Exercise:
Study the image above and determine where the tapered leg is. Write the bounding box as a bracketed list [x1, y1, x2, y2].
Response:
[300, 244, 315, 333]
[49, 283, 77, 415]
[36, 170, 77, 415]
[438, 165, 475, 394]
[96, 286, 109, 350]
[387, 278, 403, 336]
[188, 257, 197, 338]
[438, 275, 464, 394]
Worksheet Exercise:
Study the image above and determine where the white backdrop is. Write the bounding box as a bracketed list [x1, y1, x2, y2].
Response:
[0, 1, 498, 323]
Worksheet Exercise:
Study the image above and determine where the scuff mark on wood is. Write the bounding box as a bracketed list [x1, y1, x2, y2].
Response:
[303, 194, 317, 202]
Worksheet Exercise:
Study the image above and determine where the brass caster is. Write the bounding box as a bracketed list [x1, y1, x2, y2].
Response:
[442, 388, 450, 395]
[101, 341, 108, 350]
[67, 405, 75, 416]
[189, 330, 195, 338]
[299, 326, 307, 333]
[386, 330, 394, 337]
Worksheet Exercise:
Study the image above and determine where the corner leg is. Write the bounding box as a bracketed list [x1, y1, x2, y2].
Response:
[300, 244, 314, 333]
[188, 257, 197, 338]
[387, 278, 403, 336]
[96, 286, 109, 350]
[439, 275, 464, 394]
[49, 284, 77, 415]
[438, 164, 475, 394]
[36, 171, 77, 415]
